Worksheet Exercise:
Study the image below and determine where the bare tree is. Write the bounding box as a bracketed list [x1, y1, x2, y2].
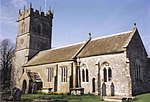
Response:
[0, 39, 14, 90]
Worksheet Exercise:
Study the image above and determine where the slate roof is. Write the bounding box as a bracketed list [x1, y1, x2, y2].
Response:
[25, 28, 136, 66]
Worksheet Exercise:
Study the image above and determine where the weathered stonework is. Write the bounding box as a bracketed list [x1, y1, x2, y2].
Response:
[20, 61, 74, 93]
[79, 52, 131, 96]
[12, 6, 53, 88]
[12, 6, 150, 98]
[126, 29, 150, 95]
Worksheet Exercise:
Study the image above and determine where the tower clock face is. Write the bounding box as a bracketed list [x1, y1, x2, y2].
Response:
[20, 38, 24, 44]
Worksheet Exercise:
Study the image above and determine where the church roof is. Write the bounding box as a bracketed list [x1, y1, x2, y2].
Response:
[25, 28, 136, 66]
[25, 43, 83, 66]
[77, 31, 133, 58]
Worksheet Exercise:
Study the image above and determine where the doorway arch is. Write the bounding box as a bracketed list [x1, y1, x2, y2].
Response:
[102, 83, 106, 96]
[92, 78, 96, 93]
[110, 82, 115, 96]
[22, 80, 27, 94]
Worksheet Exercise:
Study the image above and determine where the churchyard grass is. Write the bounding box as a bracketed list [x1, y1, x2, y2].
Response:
[133, 93, 150, 102]
[21, 94, 103, 102]
[21, 93, 150, 102]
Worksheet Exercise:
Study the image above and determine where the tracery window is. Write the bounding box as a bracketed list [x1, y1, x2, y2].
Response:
[82, 68, 89, 82]
[47, 68, 53, 82]
[103, 62, 112, 82]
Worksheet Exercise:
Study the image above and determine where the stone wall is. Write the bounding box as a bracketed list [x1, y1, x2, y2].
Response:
[0, 69, 1, 90]
[126, 29, 149, 95]
[13, 7, 53, 88]
[20, 61, 74, 93]
[79, 52, 131, 96]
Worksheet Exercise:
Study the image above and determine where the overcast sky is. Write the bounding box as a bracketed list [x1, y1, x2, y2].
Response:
[0, 0, 150, 56]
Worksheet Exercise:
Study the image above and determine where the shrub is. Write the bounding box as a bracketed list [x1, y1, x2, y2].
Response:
[37, 90, 42, 94]
[52, 91, 65, 95]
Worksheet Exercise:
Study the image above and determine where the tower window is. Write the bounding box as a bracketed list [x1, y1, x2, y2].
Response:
[21, 21, 25, 33]
[37, 43, 40, 48]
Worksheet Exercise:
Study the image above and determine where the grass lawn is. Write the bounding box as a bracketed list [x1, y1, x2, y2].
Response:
[21, 93, 150, 102]
[21, 94, 103, 102]
[133, 93, 150, 102]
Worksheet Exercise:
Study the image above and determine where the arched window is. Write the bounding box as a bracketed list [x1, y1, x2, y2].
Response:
[135, 59, 142, 80]
[37, 24, 42, 34]
[136, 64, 141, 79]
[86, 69, 89, 82]
[92, 78, 95, 92]
[22, 68, 24, 74]
[108, 68, 112, 81]
[82, 68, 89, 82]
[82, 69, 85, 82]
[21, 21, 25, 33]
[102, 62, 112, 82]
[104, 68, 107, 82]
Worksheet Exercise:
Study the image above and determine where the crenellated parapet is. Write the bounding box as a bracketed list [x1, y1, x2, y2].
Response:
[18, 6, 53, 22]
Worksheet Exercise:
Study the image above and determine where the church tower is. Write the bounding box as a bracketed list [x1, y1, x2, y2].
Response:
[12, 5, 53, 87]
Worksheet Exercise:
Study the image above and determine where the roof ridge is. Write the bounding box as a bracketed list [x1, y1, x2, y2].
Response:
[92, 30, 132, 41]
[51, 41, 84, 50]
[122, 27, 137, 48]
[38, 30, 132, 53]
[38, 41, 85, 53]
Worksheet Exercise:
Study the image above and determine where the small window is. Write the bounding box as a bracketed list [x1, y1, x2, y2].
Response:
[61, 66, 68, 82]
[82, 69, 85, 82]
[47, 68, 53, 82]
[86, 69, 89, 82]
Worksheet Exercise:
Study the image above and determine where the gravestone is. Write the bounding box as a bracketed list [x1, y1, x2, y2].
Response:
[12, 87, 21, 101]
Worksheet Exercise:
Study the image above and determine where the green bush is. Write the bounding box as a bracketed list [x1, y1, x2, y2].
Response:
[37, 90, 43, 94]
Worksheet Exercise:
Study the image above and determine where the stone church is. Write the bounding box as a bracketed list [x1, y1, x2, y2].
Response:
[12, 5, 150, 97]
